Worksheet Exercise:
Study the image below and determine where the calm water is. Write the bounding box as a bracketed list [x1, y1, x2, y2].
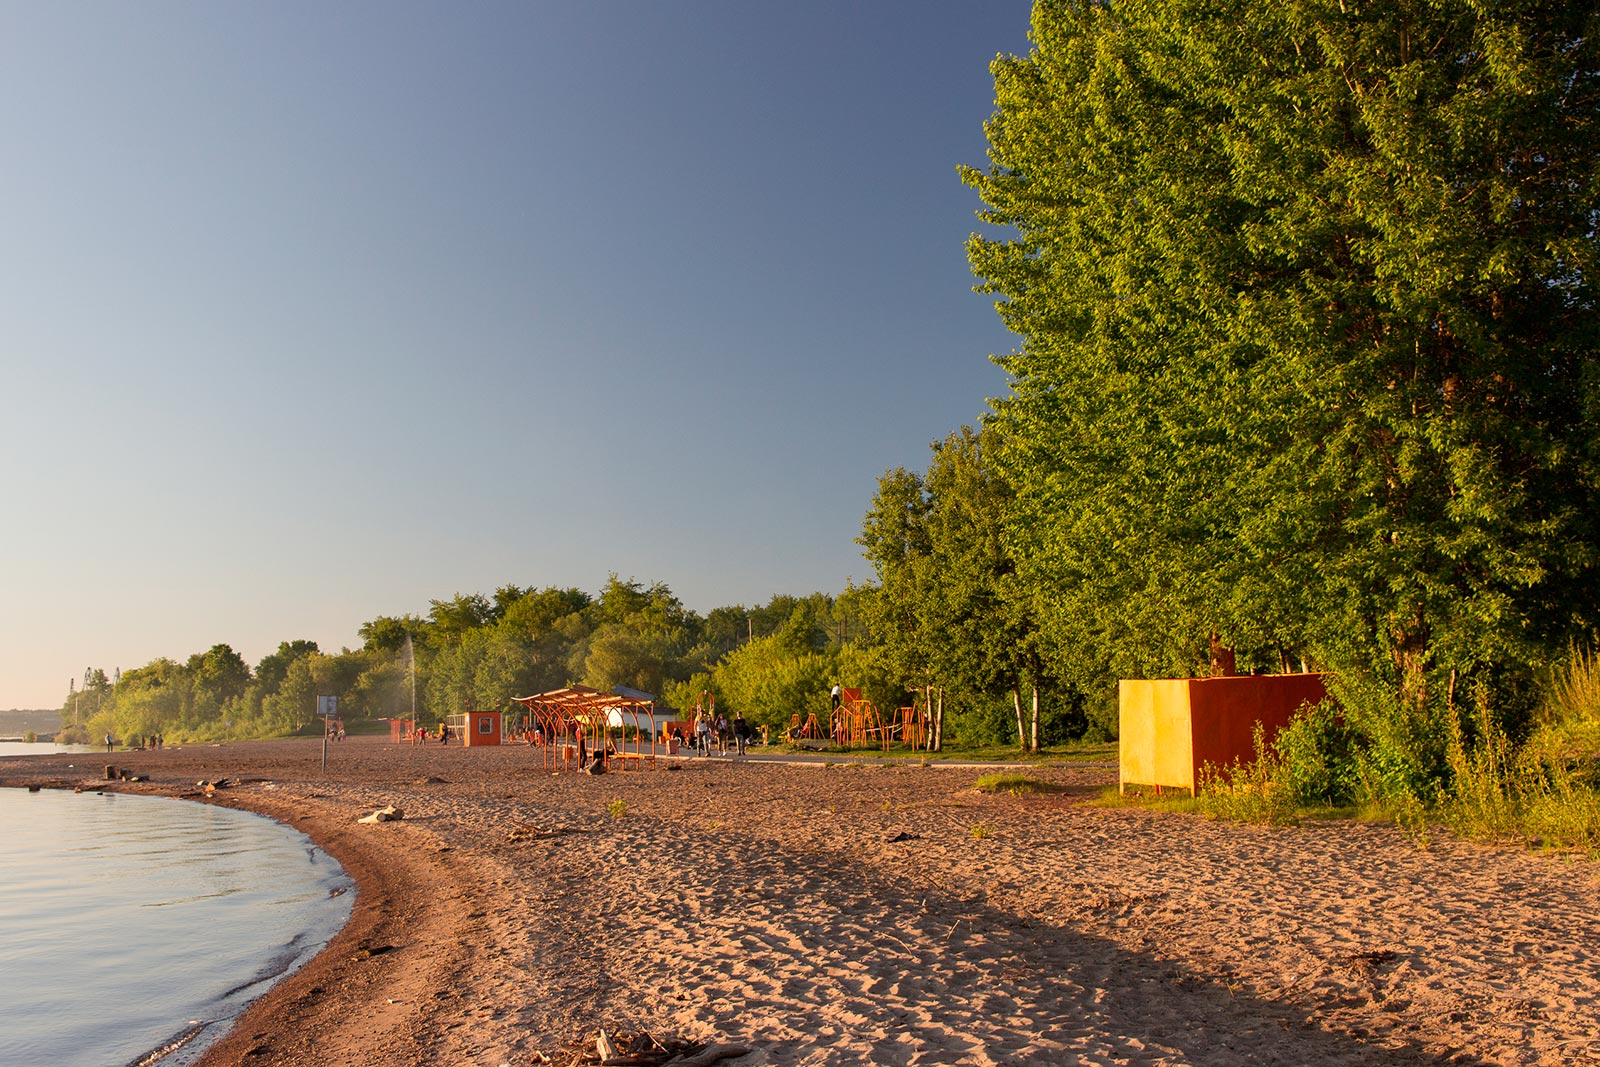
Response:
[0, 741, 98, 757]
[0, 788, 353, 1067]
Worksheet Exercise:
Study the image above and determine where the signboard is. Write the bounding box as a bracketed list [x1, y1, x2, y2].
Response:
[317, 695, 338, 718]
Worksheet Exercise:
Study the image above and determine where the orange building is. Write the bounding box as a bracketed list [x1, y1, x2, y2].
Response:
[456, 709, 502, 746]
[1119, 673, 1327, 793]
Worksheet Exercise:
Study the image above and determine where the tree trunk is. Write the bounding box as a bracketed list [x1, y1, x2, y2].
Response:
[934, 688, 944, 752]
[1030, 684, 1040, 753]
[923, 684, 933, 751]
[1012, 683, 1026, 750]
[1391, 607, 1430, 709]
[1208, 632, 1237, 677]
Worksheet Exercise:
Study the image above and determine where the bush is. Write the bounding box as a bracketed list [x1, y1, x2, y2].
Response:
[1195, 701, 1357, 823]
[1332, 673, 1452, 805]
[1274, 700, 1359, 807]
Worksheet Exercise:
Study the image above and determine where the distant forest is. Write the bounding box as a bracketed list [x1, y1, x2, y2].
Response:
[56, 574, 1087, 750]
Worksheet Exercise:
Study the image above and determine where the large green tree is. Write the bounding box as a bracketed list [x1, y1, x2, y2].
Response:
[964, 0, 1600, 713]
[860, 427, 1067, 748]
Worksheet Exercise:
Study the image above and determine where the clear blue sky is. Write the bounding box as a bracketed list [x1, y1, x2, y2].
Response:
[0, 1, 1031, 709]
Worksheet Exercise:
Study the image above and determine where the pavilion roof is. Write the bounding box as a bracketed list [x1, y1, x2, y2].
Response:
[510, 685, 654, 716]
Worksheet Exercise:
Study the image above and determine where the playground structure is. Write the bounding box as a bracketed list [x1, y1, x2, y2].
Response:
[787, 710, 824, 740]
[386, 717, 442, 744]
[806, 688, 932, 752]
[894, 703, 930, 748]
[829, 688, 889, 750]
[510, 685, 660, 773]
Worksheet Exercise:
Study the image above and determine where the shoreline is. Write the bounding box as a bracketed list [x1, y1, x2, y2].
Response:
[0, 780, 355, 1067]
[5, 735, 1600, 1066]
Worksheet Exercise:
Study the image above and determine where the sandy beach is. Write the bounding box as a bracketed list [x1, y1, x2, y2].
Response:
[4, 735, 1598, 1066]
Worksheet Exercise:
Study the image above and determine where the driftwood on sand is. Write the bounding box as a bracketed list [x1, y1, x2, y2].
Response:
[540, 1028, 750, 1067]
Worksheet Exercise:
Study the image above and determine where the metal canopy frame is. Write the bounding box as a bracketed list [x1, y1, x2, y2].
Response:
[510, 685, 660, 773]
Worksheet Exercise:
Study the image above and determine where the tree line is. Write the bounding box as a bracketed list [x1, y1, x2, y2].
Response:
[57, 571, 1095, 749]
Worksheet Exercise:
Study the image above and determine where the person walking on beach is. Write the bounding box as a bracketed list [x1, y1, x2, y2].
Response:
[732, 712, 750, 755]
[104, 733, 114, 754]
[695, 712, 711, 756]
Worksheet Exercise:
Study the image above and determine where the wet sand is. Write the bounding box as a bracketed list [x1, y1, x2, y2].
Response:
[4, 735, 1598, 1066]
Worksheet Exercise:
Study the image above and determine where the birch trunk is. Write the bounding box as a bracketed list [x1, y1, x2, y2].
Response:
[1012, 684, 1026, 750]
[1030, 684, 1039, 753]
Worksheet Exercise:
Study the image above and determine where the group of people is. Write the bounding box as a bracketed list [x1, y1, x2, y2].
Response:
[409, 722, 449, 746]
[690, 710, 753, 756]
[106, 733, 166, 753]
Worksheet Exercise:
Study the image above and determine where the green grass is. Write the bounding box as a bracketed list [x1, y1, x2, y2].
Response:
[974, 772, 1050, 795]
[913, 740, 1116, 764]
[1101, 783, 1438, 843]
[764, 738, 1117, 764]
[1092, 785, 1203, 815]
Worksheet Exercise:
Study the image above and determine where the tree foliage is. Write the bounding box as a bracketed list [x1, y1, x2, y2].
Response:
[858, 426, 1081, 747]
[962, 0, 1600, 715]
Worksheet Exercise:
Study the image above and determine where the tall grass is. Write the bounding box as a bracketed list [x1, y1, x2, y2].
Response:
[1438, 708, 1520, 843]
[1190, 654, 1600, 855]
[1439, 647, 1600, 854]
[1534, 644, 1600, 766]
[1195, 723, 1300, 826]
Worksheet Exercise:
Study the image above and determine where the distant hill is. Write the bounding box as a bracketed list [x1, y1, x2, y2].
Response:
[0, 709, 61, 736]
